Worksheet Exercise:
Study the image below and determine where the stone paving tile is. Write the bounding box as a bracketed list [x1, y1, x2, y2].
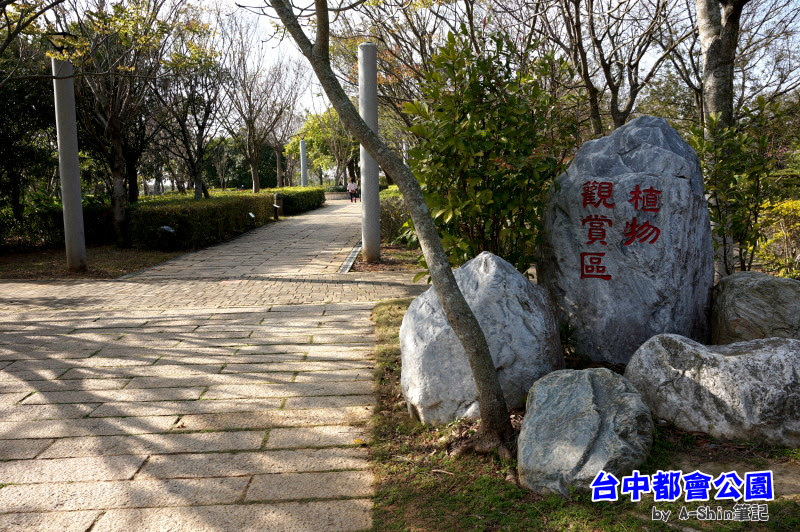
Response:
[0, 202, 427, 527]
[124, 373, 294, 390]
[138, 448, 370, 479]
[234, 345, 310, 355]
[0, 369, 70, 381]
[0, 393, 28, 405]
[311, 333, 373, 344]
[0, 378, 130, 394]
[22, 387, 205, 405]
[0, 348, 96, 360]
[0, 510, 101, 532]
[38, 430, 265, 458]
[89, 398, 283, 417]
[0, 477, 249, 512]
[4, 357, 158, 371]
[0, 455, 146, 483]
[293, 369, 372, 383]
[175, 406, 372, 431]
[283, 395, 375, 409]
[246, 470, 373, 501]
[220, 360, 371, 373]
[0, 415, 178, 439]
[265, 425, 368, 449]
[92, 499, 372, 532]
[202, 380, 373, 400]
[60, 364, 223, 379]
[0, 403, 100, 421]
[0, 438, 54, 459]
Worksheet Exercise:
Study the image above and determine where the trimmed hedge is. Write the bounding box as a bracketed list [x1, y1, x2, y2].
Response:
[2, 187, 327, 251]
[1, 198, 113, 249]
[266, 187, 325, 215]
[379, 186, 411, 243]
[128, 193, 275, 250]
[128, 188, 325, 249]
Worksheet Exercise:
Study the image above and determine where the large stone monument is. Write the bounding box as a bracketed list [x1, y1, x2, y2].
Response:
[540, 116, 713, 364]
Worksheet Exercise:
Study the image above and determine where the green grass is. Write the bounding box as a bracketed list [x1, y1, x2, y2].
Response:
[369, 299, 800, 531]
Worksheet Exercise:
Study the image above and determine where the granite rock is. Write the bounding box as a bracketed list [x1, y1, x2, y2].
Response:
[625, 334, 800, 446]
[517, 368, 653, 495]
[400, 252, 563, 424]
[712, 271, 800, 344]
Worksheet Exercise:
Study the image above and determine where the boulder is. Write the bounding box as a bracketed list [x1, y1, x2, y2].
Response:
[540, 116, 713, 364]
[517, 368, 653, 495]
[711, 271, 800, 344]
[399, 252, 563, 424]
[625, 334, 800, 446]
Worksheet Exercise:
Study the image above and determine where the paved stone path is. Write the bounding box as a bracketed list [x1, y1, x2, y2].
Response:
[0, 200, 425, 531]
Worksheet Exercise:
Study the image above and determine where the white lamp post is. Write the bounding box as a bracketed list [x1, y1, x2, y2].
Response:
[48, 33, 87, 272]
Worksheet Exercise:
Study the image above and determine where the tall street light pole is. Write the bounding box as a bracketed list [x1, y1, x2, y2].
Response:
[359, 42, 380, 263]
[48, 33, 87, 272]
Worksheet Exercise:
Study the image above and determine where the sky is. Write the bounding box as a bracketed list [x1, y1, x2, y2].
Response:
[219, 0, 330, 115]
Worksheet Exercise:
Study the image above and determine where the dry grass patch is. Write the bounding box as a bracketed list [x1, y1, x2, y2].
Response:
[351, 245, 422, 273]
[0, 246, 181, 280]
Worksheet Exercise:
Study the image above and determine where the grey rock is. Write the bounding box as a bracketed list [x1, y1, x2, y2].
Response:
[625, 334, 800, 446]
[712, 271, 800, 344]
[540, 116, 713, 364]
[399, 252, 563, 424]
[517, 368, 653, 495]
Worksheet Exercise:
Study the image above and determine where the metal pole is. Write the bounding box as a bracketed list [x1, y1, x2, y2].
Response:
[359, 42, 380, 263]
[51, 58, 87, 272]
[300, 139, 308, 187]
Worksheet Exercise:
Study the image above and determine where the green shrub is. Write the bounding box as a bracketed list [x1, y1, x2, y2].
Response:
[2, 187, 325, 252]
[1, 197, 113, 249]
[403, 29, 577, 272]
[128, 193, 274, 250]
[756, 199, 800, 278]
[379, 186, 411, 243]
[267, 187, 325, 215]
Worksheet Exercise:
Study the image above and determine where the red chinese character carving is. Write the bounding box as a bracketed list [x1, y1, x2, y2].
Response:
[582, 181, 615, 208]
[582, 215, 613, 245]
[623, 217, 661, 245]
[628, 185, 662, 212]
[580, 252, 612, 280]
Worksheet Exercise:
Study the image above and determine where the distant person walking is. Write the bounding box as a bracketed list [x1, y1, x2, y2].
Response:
[347, 177, 359, 203]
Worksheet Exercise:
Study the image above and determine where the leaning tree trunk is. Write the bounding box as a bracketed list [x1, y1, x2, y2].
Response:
[269, 0, 515, 447]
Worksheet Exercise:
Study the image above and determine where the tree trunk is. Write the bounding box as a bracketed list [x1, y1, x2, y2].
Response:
[250, 154, 261, 193]
[269, 0, 515, 446]
[125, 153, 139, 203]
[109, 132, 127, 244]
[9, 169, 23, 221]
[697, 0, 749, 279]
[587, 85, 604, 136]
[274, 146, 283, 188]
[697, 0, 746, 130]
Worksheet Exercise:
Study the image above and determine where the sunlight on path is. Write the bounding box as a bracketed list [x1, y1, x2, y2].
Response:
[0, 200, 425, 531]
